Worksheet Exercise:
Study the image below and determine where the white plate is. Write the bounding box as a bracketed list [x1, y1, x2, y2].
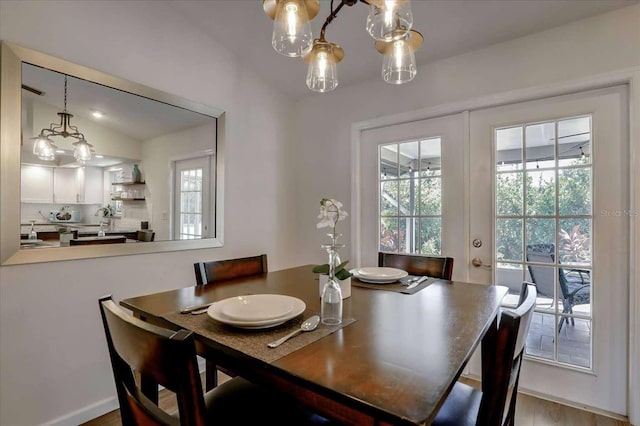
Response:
[208, 295, 305, 329]
[351, 267, 407, 284]
[221, 294, 294, 321]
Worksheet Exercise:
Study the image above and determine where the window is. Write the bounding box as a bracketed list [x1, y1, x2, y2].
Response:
[379, 138, 442, 254]
[495, 116, 593, 369]
[173, 156, 212, 240]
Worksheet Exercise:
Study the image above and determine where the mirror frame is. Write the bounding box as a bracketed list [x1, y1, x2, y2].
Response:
[1, 41, 225, 265]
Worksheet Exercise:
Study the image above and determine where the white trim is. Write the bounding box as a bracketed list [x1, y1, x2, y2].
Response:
[350, 67, 640, 423]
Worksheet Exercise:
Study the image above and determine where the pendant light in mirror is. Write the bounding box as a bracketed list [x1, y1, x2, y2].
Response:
[32, 74, 94, 163]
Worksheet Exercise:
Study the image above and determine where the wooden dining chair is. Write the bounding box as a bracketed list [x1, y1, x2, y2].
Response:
[193, 254, 268, 390]
[378, 252, 454, 280]
[432, 282, 537, 426]
[194, 253, 268, 285]
[136, 229, 155, 242]
[99, 295, 334, 426]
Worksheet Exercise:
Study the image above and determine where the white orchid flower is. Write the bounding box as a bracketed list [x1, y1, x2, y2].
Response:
[317, 198, 348, 230]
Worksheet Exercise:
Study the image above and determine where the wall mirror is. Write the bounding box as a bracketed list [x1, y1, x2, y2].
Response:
[1, 41, 225, 265]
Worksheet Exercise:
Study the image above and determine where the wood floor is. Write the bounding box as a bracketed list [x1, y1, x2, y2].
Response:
[82, 374, 629, 426]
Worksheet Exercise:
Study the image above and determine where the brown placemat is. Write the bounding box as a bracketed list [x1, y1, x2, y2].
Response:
[352, 276, 441, 294]
[163, 310, 356, 364]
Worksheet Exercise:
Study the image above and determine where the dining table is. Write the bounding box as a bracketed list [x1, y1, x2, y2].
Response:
[120, 265, 507, 426]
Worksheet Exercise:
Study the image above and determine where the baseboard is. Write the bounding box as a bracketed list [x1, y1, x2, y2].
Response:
[461, 373, 630, 423]
[42, 358, 209, 425]
[42, 396, 119, 426]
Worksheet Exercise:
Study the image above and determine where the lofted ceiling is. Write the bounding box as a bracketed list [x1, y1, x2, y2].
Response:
[168, 0, 638, 99]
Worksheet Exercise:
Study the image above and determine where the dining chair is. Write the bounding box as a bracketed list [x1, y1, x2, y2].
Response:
[432, 282, 537, 426]
[136, 229, 155, 242]
[193, 253, 268, 390]
[526, 243, 590, 332]
[99, 295, 334, 426]
[194, 253, 268, 285]
[378, 252, 454, 280]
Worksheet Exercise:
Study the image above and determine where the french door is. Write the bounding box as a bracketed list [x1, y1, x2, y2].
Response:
[173, 156, 212, 240]
[356, 86, 629, 415]
[469, 86, 628, 415]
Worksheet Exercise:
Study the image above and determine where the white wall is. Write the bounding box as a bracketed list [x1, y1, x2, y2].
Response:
[0, 1, 298, 425]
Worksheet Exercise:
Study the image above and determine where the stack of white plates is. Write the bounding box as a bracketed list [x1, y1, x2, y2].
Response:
[207, 294, 305, 329]
[351, 267, 408, 284]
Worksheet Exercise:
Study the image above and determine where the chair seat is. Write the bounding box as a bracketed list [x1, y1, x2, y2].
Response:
[432, 382, 482, 426]
[205, 376, 335, 425]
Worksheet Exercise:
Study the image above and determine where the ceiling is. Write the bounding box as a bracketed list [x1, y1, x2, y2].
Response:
[168, 0, 638, 99]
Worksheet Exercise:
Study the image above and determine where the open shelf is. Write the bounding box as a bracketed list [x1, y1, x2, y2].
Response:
[112, 181, 145, 186]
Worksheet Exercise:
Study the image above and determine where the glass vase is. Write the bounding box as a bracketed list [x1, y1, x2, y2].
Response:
[321, 242, 343, 325]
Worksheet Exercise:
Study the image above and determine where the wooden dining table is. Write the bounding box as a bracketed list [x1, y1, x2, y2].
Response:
[120, 265, 507, 426]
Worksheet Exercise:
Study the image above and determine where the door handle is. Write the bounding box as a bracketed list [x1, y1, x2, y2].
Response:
[472, 257, 492, 268]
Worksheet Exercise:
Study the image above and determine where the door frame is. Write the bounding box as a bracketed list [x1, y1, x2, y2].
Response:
[350, 68, 640, 423]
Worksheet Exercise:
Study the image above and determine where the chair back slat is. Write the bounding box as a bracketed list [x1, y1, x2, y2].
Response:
[99, 296, 208, 426]
[378, 252, 454, 280]
[194, 254, 268, 285]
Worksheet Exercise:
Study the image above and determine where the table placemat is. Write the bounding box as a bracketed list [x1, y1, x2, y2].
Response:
[163, 310, 356, 364]
[352, 276, 441, 294]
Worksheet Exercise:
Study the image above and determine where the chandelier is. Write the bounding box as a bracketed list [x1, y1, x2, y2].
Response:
[263, 0, 422, 93]
[32, 74, 94, 163]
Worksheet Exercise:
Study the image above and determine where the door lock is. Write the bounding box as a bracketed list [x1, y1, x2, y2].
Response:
[472, 239, 483, 248]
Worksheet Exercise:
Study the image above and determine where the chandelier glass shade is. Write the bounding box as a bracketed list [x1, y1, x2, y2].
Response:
[271, 0, 317, 57]
[32, 75, 93, 164]
[264, 0, 420, 93]
[366, 0, 413, 42]
[376, 29, 422, 84]
[304, 40, 344, 92]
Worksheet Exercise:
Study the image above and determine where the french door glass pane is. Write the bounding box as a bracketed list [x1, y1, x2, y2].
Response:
[558, 116, 591, 166]
[419, 138, 441, 177]
[380, 217, 398, 252]
[525, 312, 556, 361]
[419, 218, 441, 255]
[496, 173, 523, 215]
[399, 141, 418, 178]
[496, 218, 522, 262]
[525, 218, 555, 248]
[558, 219, 591, 265]
[496, 127, 523, 171]
[399, 179, 416, 215]
[525, 122, 555, 170]
[558, 318, 592, 368]
[380, 181, 399, 215]
[380, 145, 398, 179]
[419, 177, 441, 215]
[526, 170, 555, 216]
[558, 168, 591, 216]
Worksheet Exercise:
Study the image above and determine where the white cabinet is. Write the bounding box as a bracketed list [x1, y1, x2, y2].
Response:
[53, 167, 78, 204]
[21, 164, 104, 204]
[76, 166, 103, 204]
[21, 164, 53, 203]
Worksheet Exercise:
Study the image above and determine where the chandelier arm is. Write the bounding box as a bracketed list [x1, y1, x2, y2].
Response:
[320, 0, 358, 41]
